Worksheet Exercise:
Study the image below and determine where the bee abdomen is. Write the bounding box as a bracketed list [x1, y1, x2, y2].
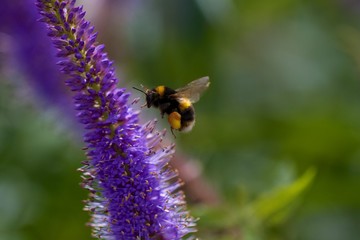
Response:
[179, 106, 195, 132]
[180, 106, 195, 121]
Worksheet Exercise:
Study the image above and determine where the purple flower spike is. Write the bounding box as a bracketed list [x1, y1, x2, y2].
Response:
[36, 0, 197, 239]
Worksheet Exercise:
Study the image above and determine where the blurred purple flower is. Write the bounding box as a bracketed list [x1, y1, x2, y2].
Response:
[36, 0, 196, 239]
[1, 0, 73, 116]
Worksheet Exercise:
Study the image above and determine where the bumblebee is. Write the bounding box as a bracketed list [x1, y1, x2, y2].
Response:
[133, 76, 210, 135]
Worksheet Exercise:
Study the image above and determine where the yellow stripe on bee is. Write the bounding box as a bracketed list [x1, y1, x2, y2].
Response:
[168, 112, 181, 130]
[155, 86, 165, 97]
[178, 98, 192, 111]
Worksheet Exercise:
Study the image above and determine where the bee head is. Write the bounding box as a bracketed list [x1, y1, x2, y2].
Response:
[145, 89, 159, 108]
[133, 86, 159, 108]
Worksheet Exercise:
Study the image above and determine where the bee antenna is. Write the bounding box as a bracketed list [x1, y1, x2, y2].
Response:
[132, 86, 147, 95]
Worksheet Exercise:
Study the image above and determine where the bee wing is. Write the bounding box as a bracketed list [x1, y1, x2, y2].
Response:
[171, 76, 210, 103]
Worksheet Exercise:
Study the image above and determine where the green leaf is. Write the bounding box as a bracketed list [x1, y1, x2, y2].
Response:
[248, 167, 316, 225]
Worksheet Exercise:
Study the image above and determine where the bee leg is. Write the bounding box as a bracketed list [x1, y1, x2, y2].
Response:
[159, 102, 171, 118]
[170, 128, 176, 138]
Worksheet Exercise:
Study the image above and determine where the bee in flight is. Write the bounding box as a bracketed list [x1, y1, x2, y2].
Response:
[133, 76, 210, 136]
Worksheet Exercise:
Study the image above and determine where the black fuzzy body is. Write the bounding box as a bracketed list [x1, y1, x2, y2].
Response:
[146, 86, 195, 131]
[148, 87, 178, 116]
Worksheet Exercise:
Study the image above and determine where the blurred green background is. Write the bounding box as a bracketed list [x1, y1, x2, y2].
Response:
[1, 0, 360, 239]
